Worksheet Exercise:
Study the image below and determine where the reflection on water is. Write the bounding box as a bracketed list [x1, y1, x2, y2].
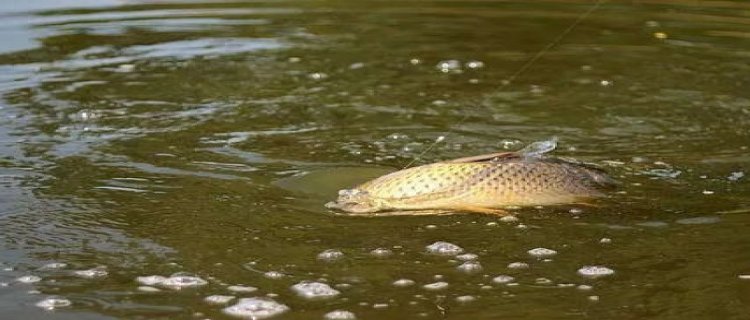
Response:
[1, 0, 750, 319]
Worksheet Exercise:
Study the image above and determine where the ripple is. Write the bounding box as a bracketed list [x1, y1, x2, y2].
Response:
[35, 297, 72, 310]
[676, 216, 720, 225]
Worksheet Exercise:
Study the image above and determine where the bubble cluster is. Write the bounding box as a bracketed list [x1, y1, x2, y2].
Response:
[456, 261, 483, 274]
[325, 310, 357, 320]
[425, 241, 464, 256]
[223, 298, 290, 319]
[577, 266, 615, 278]
[317, 249, 345, 262]
[137, 274, 208, 290]
[527, 248, 557, 258]
[291, 281, 341, 300]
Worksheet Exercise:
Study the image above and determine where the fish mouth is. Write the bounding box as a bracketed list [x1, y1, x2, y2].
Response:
[324, 200, 379, 214]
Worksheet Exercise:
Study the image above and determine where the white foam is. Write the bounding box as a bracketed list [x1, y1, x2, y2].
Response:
[205, 295, 236, 305]
[40, 262, 68, 269]
[73, 267, 108, 278]
[392, 279, 415, 287]
[223, 298, 289, 319]
[16, 275, 42, 283]
[228, 285, 257, 293]
[577, 266, 615, 278]
[527, 248, 557, 258]
[137, 286, 161, 292]
[455, 253, 478, 261]
[425, 241, 464, 256]
[161, 274, 208, 289]
[456, 261, 483, 274]
[422, 281, 449, 291]
[507, 262, 529, 269]
[291, 281, 340, 300]
[35, 297, 71, 310]
[492, 275, 515, 284]
[317, 249, 344, 262]
[136, 275, 167, 286]
[370, 248, 393, 258]
[324, 310, 357, 320]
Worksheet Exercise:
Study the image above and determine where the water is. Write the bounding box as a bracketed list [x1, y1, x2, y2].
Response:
[0, 0, 749, 319]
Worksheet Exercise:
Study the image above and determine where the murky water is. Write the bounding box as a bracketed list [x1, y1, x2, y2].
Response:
[1, 0, 750, 319]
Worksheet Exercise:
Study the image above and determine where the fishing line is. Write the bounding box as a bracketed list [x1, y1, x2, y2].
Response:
[402, 0, 606, 169]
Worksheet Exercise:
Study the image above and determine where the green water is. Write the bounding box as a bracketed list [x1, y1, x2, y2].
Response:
[1, 0, 750, 319]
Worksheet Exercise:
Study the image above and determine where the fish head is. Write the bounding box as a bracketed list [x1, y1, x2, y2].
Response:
[325, 188, 384, 214]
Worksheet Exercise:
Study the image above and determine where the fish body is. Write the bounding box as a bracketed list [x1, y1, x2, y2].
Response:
[327, 141, 615, 215]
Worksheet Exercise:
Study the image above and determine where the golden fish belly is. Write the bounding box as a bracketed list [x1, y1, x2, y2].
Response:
[355, 160, 609, 211]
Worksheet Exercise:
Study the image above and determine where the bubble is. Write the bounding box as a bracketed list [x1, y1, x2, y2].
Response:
[40, 263, 67, 269]
[370, 248, 393, 258]
[205, 295, 236, 305]
[653, 32, 668, 39]
[393, 279, 416, 287]
[456, 261, 483, 274]
[317, 249, 344, 262]
[425, 241, 464, 256]
[436, 60, 462, 73]
[500, 216, 519, 223]
[422, 282, 449, 291]
[527, 248, 557, 258]
[728, 171, 745, 181]
[16, 275, 42, 283]
[588, 295, 600, 302]
[455, 253, 478, 261]
[73, 267, 108, 279]
[738, 275, 750, 280]
[577, 284, 593, 291]
[291, 281, 340, 300]
[373, 303, 388, 309]
[288, 57, 301, 63]
[136, 275, 167, 286]
[228, 285, 258, 293]
[486, 222, 498, 227]
[465, 61, 485, 69]
[349, 62, 365, 70]
[264, 271, 285, 279]
[409, 58, 421, 65]
[35, 297, 71, 310]
[702, 190, 714, 195]
[308, 72, 328, 80]
[599, 80, 612, 86]
[577, 266, 615, 278]
[455, 295, 476, 303]
[137, 286, 161, 292]
[325, 310, 357, 320]
[223, 298, 290, 319]
[161, 274, 208, 290]
[599, 238, 612, 244]
[492, 275, 515, 284]
[535, 277, 553, 285]
[507, 262, 529, 269]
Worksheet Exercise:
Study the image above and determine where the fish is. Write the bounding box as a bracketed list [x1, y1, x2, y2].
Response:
[325, 139, 616, 215]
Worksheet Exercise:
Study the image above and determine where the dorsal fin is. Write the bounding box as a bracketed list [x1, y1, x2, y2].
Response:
[443, 152, 519, 164]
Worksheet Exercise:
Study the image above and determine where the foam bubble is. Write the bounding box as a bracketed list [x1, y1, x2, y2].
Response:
[41, 263, 67, 269]
[223, 298, 289, 319]
[507, 262, 529, 269]
[492, 275, 515, 284]
[205, 295, 236, 305]
[291, 281, 340, 300]
[264, 271, 285, 279]
[136, 275, 167, 286]
[228, 285, 257, 293]
[35, 297, 71, 310]
[422, 282, 449, 291]
[137, 286, 161, 292]
[16, 275, 42, 283]
[161, 274, 208, 289]
[436, 60, 462, 73]
[456, 261, 483, 274]
[455, 253, 478, 261]
[73, 267, 108, 279]
[370, 248, 393, 258]
[392, 279, 416, 287]
[325, 310, 357, 320]
[465, 61, 485, 69]
[425, 241, 464, 256]
[373, 303, 388, 309]
[317, 249, 344, 262]
[500, 216, 519, 223]
[535, 277, 553, 285]
[577, 266, 615, 278]
[455, 295, 476, 303]
[527, 248, 557, 258]
[577, 284, 593, 291]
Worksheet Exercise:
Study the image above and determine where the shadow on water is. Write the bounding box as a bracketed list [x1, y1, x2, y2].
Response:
[1, 0, 750, 319]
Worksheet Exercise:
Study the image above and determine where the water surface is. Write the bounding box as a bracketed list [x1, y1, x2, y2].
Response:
[1, 0, 750, 319]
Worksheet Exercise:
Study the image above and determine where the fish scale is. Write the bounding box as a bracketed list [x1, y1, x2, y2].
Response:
[327, 143, 617, 214]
